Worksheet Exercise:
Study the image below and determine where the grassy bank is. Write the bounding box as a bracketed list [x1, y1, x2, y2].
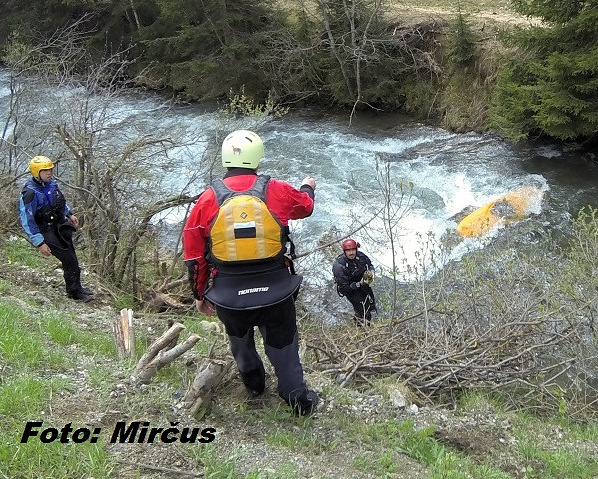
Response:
[2, 235, 598, 478]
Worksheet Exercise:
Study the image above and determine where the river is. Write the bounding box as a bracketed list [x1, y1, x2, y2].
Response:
[2, 67, 598, 319]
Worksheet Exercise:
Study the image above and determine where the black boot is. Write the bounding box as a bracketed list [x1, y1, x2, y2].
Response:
[289, 389, 320, 416]
[65, 268, 93, 301]
[240, 368, 266, 396]
[67, 290, 94, 302]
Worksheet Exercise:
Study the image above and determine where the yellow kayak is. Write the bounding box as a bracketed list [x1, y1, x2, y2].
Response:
[456, 186, 539, 238]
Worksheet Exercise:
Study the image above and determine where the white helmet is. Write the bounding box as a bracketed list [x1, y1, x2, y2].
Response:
[221, 130, 264, 169]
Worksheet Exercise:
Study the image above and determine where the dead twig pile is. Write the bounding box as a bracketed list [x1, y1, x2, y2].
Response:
[305, 311, 586, 411]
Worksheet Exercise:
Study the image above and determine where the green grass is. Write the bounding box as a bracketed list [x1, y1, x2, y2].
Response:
[0, 295, 116, 479]
[0, 376, 66, 416]
[512, 413, 598, 479]
[0, 432, 113, 479]
[0, 278, 12, 293]
[0, 373, 114, 479]
[265, 427, 338, 453]
[0, 299, 117, 368]
[352, 450, 406, 477]
[190, 442, 302, 479]
[0, 302, 67, 369]
[87, 364, 115, 389]
[112, 293, 136, 311]
[190, 445, 243, 478]
[3, 237, 47, 268]
[233, 392, 592, 479]
[2, 232, 598, 479]
[347, 419, 449, 476]
[45, 314, 116, 357]
[457, 390, 508, 413]
[564, 418, 598, 442]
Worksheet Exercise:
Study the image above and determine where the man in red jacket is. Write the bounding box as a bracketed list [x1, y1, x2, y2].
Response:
[183, 130, 319, 416]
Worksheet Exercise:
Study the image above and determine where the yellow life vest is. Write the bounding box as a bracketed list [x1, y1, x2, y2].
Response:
[208, 175, 285, 267]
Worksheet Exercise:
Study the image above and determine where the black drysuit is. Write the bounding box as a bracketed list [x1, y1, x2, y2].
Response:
[19, 177, 87, 299]
[332, 251, 377, 324]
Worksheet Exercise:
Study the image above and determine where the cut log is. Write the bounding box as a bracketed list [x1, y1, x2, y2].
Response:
[113, 308, 136, 359]
[184, 359, 233, 417]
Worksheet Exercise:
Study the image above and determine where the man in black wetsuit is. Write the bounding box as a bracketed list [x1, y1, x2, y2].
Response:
[332, 239, 377, 325]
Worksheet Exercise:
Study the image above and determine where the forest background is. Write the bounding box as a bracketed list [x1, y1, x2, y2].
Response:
[0, 0, 596, 143]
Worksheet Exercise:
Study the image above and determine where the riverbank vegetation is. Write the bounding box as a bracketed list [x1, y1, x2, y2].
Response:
[2, 200, 598, 477]
[0, 0, 596, 143]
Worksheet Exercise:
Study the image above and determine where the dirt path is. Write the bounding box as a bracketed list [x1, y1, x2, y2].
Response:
[388, 3, 533, 27]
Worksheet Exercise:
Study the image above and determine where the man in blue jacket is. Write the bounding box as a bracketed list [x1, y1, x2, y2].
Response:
[19, 155, 94, 302]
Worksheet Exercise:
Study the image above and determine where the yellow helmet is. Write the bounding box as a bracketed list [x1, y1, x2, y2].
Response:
[221, 130, 264, 169]
[29, 155, 55, 178]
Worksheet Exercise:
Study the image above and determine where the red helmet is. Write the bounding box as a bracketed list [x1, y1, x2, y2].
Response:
[342, 239, 360, 251]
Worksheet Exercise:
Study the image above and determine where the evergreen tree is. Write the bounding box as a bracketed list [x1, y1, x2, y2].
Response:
[0, 0, 284, 102]
[132, 0, 283, 101]
[492, 0, 598, 142]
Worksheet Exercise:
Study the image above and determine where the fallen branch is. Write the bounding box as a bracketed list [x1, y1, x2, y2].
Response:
[144, 289, 188, 312]
[131, 322, 199, 384]
[116, 458, 203, 477]
[304, 311, 585, 413]
[184, 359, 233, 417]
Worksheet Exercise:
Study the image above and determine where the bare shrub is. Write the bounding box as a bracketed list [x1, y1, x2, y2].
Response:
[0, 179, 20, 236]
[306, 214, 598, 417]
[1, 20, 201, 294]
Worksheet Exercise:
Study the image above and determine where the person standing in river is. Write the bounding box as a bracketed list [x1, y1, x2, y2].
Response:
[19, 155, 94, 302]
[183, 129, 320, 416]
[333, 239, 377, 325]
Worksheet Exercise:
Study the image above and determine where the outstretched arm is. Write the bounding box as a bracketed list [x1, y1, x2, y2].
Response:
[267, 178, 316, 221]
